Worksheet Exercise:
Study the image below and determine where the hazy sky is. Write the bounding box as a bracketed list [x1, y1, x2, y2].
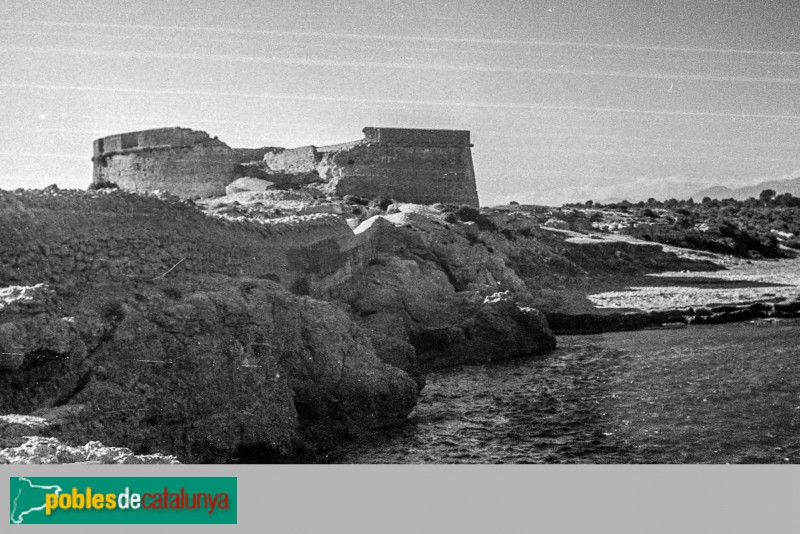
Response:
[2, 0, 799, 205]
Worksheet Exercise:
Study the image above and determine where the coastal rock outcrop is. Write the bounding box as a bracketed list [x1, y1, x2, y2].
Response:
[331, 208, 557, 371]
[411, 292, 556, 368]
[0, 274, 417, 462]
[0, 414, 179, 464]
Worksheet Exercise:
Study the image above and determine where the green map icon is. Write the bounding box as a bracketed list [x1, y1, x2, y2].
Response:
[8, 476, 236, 524]
[10, 477, 63, 524]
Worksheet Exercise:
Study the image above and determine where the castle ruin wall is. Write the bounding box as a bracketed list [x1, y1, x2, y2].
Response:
[93, 144, 240, 199]
[262, 145, 319, 174]
[263, 127, 480, 206]
[93, 126, 480, 206]
[321, 140, 479, 206]
[93, 128, 280, 199]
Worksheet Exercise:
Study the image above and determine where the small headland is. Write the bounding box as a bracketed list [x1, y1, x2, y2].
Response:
[3, 184, 799, 463]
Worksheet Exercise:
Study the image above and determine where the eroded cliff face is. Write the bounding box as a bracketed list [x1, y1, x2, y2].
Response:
[0, 189, 418, 462]
[4, 278, 419, 462]
[330, 209, 556, 372]
[1, 190, 576, 462]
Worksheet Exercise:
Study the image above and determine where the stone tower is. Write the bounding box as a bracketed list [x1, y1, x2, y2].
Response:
[93, 126, 480, 206]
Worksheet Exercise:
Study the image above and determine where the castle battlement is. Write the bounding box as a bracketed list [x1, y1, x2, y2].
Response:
[93, 127, 228, 159]
[362, 127, 471, 147]
[92, 126, 479, 206]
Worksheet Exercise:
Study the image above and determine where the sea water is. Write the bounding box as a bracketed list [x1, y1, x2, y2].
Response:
[335, 321, 800, 464]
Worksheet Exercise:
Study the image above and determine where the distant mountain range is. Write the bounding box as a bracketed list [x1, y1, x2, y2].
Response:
[694, 175, 800, 201]
[497, 171, 800, 207]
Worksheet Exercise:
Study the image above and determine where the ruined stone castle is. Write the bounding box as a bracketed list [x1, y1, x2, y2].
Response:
[92, 126, 480, 206]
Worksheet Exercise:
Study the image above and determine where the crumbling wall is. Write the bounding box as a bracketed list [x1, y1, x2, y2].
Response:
[262, 146, 319, 174]
[92, 128, 280, 199]
[332, 127, 478, 206]
[93, 126, 481, 206]
[95, 128, 220, 154]
[0, 189, 379, 294]
[264, 127, 480, 206]
[321, 142, 479, 206]
[286, 215, 385, 296]
[93, 145, 241, 199]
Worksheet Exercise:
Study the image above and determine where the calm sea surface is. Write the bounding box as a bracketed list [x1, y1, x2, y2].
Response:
[334, 322, 800, 463]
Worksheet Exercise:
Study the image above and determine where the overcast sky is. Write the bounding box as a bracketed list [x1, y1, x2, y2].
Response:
[1, 0, 799, 205]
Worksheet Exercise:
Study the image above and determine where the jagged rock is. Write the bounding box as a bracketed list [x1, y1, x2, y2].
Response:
[0, 313, 88, 373]
[411, 293, 557, 369]
[0, 276, 418, 462]
[362, 329, 424, 390]
[0, 414, 52, 450]
[0, 410, 179, 465]
[331, 219, 557, 370]
[380, 211, 532, 298]
[0, 436, 180, 464]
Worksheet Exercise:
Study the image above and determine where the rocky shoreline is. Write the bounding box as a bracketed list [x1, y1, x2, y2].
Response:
[546, 300, 800, 335]
[2, 189, 798, 463]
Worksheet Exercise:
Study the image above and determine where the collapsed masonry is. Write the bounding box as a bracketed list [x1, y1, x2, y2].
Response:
[92, 126, 480, 206]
